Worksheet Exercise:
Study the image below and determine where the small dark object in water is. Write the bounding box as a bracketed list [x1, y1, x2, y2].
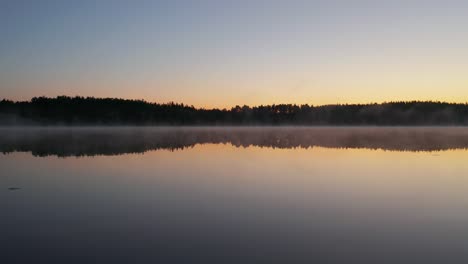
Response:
[8, 187, 20, 191]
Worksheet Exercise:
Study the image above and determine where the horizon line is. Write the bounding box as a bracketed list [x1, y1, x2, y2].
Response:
[2, 95, 468, 110]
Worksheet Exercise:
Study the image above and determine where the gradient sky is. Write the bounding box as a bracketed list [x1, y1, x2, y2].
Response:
[1, 0, 468, 108]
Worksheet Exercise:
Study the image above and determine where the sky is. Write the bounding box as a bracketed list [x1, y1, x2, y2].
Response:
[1, 0, 468, 108]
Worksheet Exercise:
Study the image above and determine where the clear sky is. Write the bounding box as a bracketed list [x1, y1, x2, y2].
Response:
[1, 0, 468, 108]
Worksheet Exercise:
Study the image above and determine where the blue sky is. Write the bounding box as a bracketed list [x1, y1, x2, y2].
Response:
[1, 0, 468, 107]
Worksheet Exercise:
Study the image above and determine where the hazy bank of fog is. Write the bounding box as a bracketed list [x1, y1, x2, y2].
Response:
[2, 127, 468, 157]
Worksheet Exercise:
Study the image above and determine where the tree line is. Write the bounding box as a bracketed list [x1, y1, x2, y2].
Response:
[1, 96, 468, 125]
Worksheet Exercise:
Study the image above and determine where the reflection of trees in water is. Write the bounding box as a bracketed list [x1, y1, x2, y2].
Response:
[1, 127, 468, 157]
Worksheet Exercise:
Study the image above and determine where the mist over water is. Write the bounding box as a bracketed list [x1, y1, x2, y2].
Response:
[2, 127, 468, 157]
[2, 127, 468, 263]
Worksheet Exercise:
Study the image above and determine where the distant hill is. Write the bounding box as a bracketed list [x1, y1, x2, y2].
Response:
[1, 96, 468, 125]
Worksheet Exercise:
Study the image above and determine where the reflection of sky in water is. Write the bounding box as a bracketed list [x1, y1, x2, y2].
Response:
[2, 128, 468, 263]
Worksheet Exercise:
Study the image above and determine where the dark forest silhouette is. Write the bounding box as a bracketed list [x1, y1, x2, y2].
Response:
[1, 96, 468, 125]
[2, 127, 468, 157]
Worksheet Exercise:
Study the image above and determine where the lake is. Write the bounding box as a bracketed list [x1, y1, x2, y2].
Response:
[2, 127, 468, 263]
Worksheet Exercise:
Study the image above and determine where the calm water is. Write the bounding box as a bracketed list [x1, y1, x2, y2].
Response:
[2, 127, 468, 263]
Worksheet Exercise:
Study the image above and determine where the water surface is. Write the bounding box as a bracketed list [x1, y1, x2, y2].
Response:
[2, 127, 468, 263]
